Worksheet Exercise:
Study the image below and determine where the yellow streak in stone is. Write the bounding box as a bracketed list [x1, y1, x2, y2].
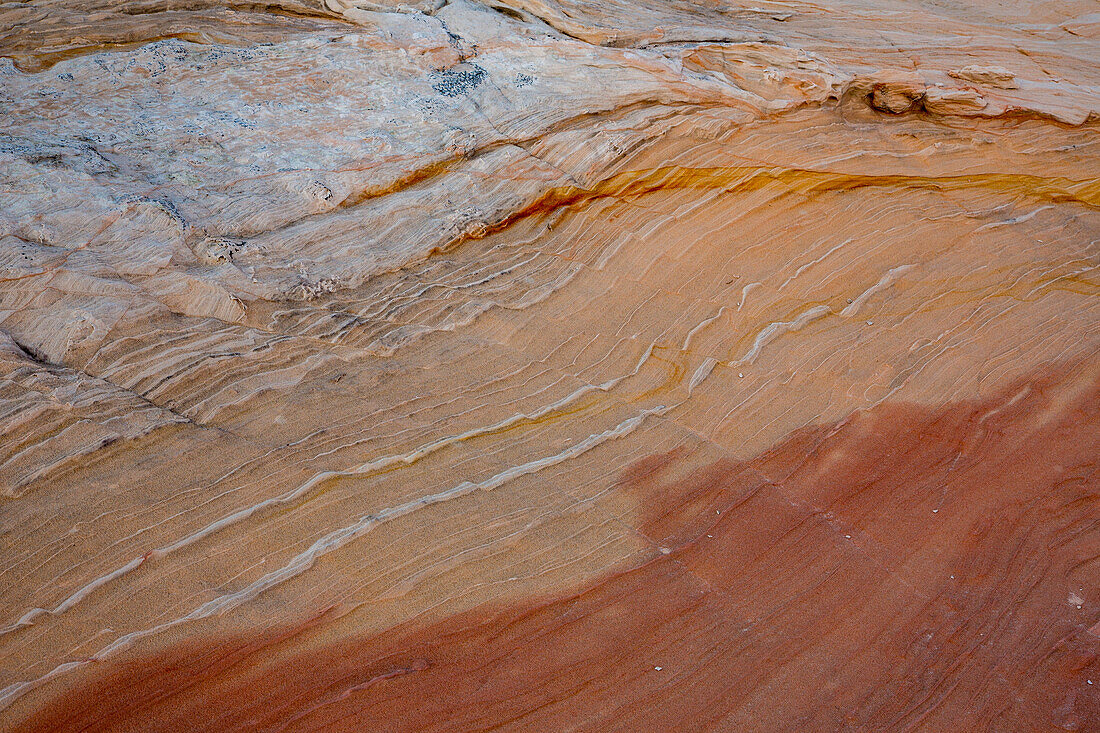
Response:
[511, 166, 1100, 227]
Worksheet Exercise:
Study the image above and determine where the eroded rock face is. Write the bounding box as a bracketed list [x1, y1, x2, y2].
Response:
[1, 0, 1098, 730]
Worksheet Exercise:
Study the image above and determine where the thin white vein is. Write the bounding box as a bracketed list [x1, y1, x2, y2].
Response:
[0, 338, 660, 638]
[736, 305, 832, 366]
[0, 402, 671, 713]
[840, 264, 913, 317]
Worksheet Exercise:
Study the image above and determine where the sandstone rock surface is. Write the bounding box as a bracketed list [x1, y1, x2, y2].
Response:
[1, 0, 1098, 730]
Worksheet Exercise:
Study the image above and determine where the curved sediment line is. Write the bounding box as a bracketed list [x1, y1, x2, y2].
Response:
[0, 337, 664, 638]
[1, 298, 745, 711]
[0, 0, 352, 71]
[0, 401, 673, 713]
[551, 165, 1100, 212]
[421, 163, 1100, 272]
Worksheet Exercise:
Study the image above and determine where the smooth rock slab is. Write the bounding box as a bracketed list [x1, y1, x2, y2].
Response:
[1, 0, 1098, 730]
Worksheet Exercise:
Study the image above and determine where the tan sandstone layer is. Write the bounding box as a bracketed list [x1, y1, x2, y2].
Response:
[1, 0, 1098, 730]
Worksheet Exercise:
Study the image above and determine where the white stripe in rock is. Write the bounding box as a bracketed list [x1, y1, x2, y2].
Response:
[0, 403, 669, 712]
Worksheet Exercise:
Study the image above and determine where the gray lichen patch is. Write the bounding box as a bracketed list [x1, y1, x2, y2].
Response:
[432, 64, 487, 97]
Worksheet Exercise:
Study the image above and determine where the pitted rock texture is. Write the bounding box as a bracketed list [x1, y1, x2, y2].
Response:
[1, 0, 1098, 730]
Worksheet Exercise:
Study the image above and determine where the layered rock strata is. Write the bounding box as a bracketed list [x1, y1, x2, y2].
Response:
[1, 0, 1098, 730]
